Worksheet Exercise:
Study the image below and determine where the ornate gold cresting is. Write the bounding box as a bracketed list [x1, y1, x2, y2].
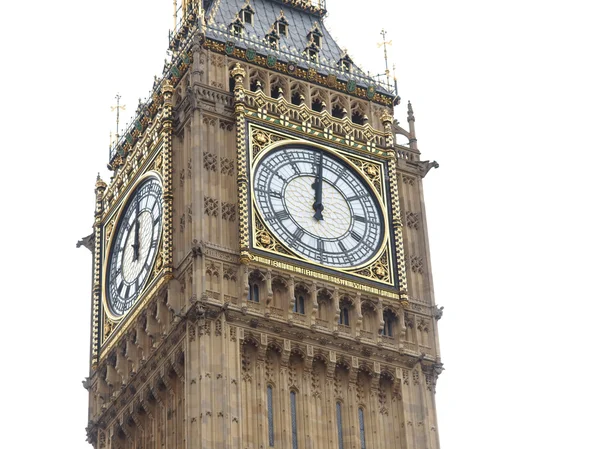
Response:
[380, 110, 409, 302]
[160, 80, 175, 278]
[91, 174, 107, 369]
[232, 63, 252, 264]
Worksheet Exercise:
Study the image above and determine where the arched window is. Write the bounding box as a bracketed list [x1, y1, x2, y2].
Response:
[291, 91, 303, 105]
[336, 402, 344, 449]
[312, 98, 324, 112]
[358, 407, 367, 449]
[267, 386, 274, 447]
[293, 294, 305, 314]
[383, 311, 394, 337]
[248, 283, 259, 302]
[338, 307, 349, 326]
[332, 104, 345, 119]
[352, 110, 366, 125]
[290, 391, 298, 449]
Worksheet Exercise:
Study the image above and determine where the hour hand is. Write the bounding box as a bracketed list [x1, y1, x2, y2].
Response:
[132, 220, 140, 260]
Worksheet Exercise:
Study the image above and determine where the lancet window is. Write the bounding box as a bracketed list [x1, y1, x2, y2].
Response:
[358, 407, 367, 449]
[290, 391, 299, 449]
[267, 385, 274, 446]
[336, 401, 344, 449]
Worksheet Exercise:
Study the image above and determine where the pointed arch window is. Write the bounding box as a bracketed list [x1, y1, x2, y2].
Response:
[358, 407, 367, 449]
[290, 391, 299, 449]
[275, 12, 289, 36]
[338, 54, 353, 73]
[240, 3, 255, 25]
[338, 306, 349, 326]
[230, 17, 245, 37]
[267, 386, 275, 447]
[248, 282, 259, 302]
[293, 294, 305, 314]
[336, 402, 344, 449]
[307, 25, 323, 49]
[382, 310, 394, 337]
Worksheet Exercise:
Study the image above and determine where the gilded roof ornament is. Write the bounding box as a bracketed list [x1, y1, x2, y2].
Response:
[230, 62, 247, 80]
[95, 173, 107, 190]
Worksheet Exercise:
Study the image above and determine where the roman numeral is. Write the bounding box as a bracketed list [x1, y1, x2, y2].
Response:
[117, 282, 124, 294]
[290, 162, 300, 175]
[293, 227, 305, 241]
[347, 193, 368, 202]
[354, 215, 366, 223]
[274, 210, 289, 221]
[338, 242, 347, 252]
[269, 190, 282, 199]
[351, 231, 362, 241]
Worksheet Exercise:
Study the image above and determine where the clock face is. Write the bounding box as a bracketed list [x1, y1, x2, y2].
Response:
[106, 177, 163, 317]
[253, 146, 383, 268]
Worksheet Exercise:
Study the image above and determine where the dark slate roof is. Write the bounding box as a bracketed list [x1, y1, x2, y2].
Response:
[203, 0, 394, 95]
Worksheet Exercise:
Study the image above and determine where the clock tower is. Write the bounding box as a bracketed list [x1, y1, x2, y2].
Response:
[83, 1, 443, 449]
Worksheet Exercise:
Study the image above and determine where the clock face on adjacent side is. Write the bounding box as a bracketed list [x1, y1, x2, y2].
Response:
[253, 146, 384, 268]
[106, 176, 164, 317]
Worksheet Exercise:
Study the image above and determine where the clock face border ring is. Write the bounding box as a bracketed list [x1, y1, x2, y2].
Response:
[101, 170, 164, 322]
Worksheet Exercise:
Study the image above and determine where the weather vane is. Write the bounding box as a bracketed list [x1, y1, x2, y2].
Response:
[111, 93, 126, 144]
[377, 29, 393, 90]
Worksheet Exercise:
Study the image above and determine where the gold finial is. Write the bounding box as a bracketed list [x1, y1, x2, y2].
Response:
[95, 173, 107, 190]
[110, 94, 126, 141]
[230, 62, 247, 80]
[377, 29, 393, 88]
[162, 78, 174, 95]
[380, 110, 393, 126]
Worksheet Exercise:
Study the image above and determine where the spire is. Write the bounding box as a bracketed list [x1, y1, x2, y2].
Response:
[407, 101, 417, 151]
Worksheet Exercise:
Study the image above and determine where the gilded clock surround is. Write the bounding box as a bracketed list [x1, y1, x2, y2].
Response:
[232, 64, 406, 294]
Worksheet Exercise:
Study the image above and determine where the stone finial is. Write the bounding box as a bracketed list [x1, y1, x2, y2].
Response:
[407, 101, 415, 122]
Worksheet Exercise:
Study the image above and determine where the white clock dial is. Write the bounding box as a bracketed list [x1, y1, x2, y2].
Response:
[106, 177, 163, 317]
[253, 146, 383, 268]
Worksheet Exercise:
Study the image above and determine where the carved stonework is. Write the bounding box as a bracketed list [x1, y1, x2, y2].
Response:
[221, 157, 234, 176]
[406, 211, 420, 230]
[203, 152, 217, 171]
[410, 255, 424, 274]
[222, 202, 237, 222]
[204, 196, 219, 217]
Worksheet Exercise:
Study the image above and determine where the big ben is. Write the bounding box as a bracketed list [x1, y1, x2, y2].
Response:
[82, 1, 443, 448]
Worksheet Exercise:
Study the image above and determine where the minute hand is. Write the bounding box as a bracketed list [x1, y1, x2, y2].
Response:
[312, 151, 324, 221]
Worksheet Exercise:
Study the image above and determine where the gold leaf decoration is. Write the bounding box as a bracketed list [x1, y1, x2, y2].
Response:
[254, 215, 295, 257]
[351, 249, 391, 283]
[251, 128, 287, 160]
[346, 156, 383, 196]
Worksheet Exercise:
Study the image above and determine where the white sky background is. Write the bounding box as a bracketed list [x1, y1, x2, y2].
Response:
[1, 0, 599, 447]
